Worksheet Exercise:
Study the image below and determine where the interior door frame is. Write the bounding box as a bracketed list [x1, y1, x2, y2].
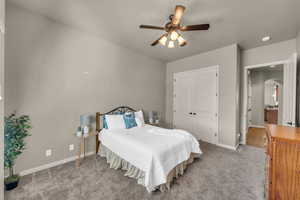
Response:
[173, 65, 219, 144]
[241, 60, 288, 144]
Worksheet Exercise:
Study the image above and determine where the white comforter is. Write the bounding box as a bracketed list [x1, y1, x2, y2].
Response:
[99, 125, 202, 192]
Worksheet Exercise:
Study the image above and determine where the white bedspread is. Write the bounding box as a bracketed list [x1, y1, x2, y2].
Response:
[99, 125, 202, 191]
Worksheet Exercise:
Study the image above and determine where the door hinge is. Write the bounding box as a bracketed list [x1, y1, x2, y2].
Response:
[173, 110, 176, 113]
[174, 79, 176, 82]
[174, 94, 176, 98]
[215, 133, 217, 137]
[216, 73, 218, 77]
[215, 113, 217, 117]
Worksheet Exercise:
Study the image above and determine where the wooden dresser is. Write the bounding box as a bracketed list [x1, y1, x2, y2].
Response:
[265, 124, 300, 200]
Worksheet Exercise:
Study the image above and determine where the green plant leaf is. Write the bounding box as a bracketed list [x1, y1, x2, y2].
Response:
[4, 114, 32, 176]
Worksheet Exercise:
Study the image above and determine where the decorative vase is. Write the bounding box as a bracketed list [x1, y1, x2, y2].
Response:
[76, 127, 82, 137]
[83, 126, 89, 138]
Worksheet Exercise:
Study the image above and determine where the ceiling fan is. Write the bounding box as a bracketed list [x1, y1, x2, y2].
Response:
[139, 5, 210, 48]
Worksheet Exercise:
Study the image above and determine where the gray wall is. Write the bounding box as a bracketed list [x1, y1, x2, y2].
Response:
[5, 4, 166, 173]
[250, 71, 264, 126]
[242, 39, 296, 67]
[250, 70, 283, 126]
[166, 44, 240, 148]
[297, 31, 300, 59]
[0, 0, 4, 198]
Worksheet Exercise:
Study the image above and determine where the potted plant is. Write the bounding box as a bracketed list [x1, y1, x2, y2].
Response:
[4, 114, 31, 191]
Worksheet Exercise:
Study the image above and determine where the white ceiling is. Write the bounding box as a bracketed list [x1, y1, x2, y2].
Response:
[8, 0, 300, 62]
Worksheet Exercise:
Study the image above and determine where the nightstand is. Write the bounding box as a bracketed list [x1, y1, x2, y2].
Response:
[76, 131, 96, 167]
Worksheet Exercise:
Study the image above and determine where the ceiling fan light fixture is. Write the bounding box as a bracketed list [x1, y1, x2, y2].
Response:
[168, 41, 175, 48]
[170, 31, 179, 40]
[140, 5, 210, 48]
[177, 36, 186, 46]
[262, 36, 271, 42]
[159, 36, 168, 46]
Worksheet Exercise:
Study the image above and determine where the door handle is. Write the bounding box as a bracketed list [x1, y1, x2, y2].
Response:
[189, 112, 193, 115]
[287, 122, 293, 125]
[193, 113, 196, 115]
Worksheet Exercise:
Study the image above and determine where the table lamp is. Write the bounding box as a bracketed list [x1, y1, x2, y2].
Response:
[149, 111, 159, 124]
[80, 114, 91, 138]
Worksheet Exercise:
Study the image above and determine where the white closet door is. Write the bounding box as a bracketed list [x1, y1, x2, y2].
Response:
[173, 72, 194, 133]
[282, 53, 297, 127]
[190, 67, 218, 143]
[173, 66, 218, 144]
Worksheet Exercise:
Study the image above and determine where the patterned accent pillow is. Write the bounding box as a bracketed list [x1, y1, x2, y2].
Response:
[123, 113, 137, 129]
[102, 116, 108, 129]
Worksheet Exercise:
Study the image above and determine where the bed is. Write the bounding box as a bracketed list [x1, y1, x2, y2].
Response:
[95, 106, 202, 192]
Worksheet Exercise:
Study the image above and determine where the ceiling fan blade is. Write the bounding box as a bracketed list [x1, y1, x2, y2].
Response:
[172, 5, 185, 25]
[179, 40, 187, 47]
[151, 34, 166, 46]
[140, 25, 165, 30]
[180, 24, 210, 31]
[151, 39, 159, 46]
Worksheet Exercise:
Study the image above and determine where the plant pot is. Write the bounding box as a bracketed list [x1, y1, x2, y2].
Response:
[5, 177, 19, 191]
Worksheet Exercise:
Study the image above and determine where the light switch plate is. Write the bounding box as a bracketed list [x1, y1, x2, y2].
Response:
[69, 144, 74, 151]
[46, 149, 52, 157]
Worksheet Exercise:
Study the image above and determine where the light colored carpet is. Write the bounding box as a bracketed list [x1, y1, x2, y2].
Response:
[5, 142, 265, 200]
[246, 127, 267, 148]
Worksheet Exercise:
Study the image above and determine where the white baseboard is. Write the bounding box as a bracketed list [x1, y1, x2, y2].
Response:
[217, 143, 239, 151]
[248, 125, 265, 129]
[19, 152, 95, 176]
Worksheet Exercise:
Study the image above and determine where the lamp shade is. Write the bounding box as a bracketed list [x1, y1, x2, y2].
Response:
[80, 114, 91, 127]
[148, 111, 153, 119]
[149, 111, 158, 124]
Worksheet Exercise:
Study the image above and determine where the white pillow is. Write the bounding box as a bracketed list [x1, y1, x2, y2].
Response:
[105, 114, 126, 130]
[135, 110, 145, 127]
[135, 117, 143, 127]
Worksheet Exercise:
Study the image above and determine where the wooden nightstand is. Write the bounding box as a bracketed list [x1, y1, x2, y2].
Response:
[76, 131, 96, 167]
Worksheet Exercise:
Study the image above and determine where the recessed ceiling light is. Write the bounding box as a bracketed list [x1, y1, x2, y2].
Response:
[262, 36, 271, 42]
[270, 65, 276, 68]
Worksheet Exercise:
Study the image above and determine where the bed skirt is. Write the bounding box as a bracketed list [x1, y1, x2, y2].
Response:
[99, 143, 200, 192]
